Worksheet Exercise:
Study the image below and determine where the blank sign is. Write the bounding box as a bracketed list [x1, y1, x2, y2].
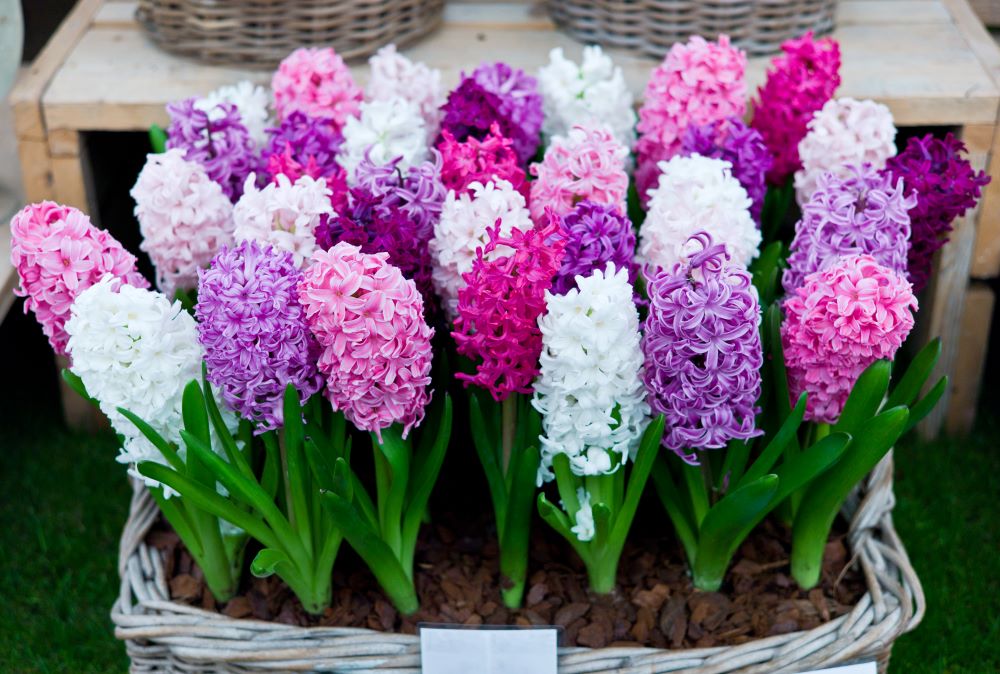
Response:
[420, 625, 558, 674]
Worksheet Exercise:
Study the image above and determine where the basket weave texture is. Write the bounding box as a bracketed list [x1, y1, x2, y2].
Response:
[135, 0, 444, 67]
[113, 452, 923, 673]
[546, 0, 836, 58]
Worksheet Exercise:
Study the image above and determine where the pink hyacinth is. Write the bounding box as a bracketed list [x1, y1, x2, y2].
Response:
[529, 124, 629, 222]
[298, 242, 433, 438]
[452, 217, 566, 401]
[635, 35, 747, 201]
[272, 47, 362, 132]
[10, 202, 148, 356]
[781, 254, 917, 423]
[437, 123, 528, 199]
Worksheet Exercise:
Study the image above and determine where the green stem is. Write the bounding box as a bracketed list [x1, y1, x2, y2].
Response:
[502, 396, 516, 474]
[193, 511, 237, 602]
[586, 555, 617, 595]
[279, 437, 296, 530]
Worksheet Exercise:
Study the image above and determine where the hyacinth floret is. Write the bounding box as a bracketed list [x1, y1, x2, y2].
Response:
[338, 97, 429, 179]
[551, 201, 637, 296]
[366, 44, 446, 135]
[271, 47, 362, 131]
[353, 150, 446, 234]
[196, 80, 272, 148]
[437, 123, 528, 198]
[439, 76, 539, 165]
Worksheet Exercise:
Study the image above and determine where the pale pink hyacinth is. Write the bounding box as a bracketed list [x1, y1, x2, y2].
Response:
[10, 202, 148, 355]
[232, 173, 334, 268]
[366, 45, 446, 136]
[794, 97, 897, 204]
[782, 254, 917, 423]
[271, 47, 362, 131]
[298, 242, 434, 438]
[131, 149, 234, 296]
[635, 35, 747, 201]
[429, 179, 534, 318]
[529, 124, 629, 222]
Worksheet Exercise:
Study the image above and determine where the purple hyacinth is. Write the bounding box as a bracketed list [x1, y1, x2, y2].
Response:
[471, 62, 543, 155]
[884, 133, 991, 292]
[439, 75, 540, 165]
[681, 117, 772, 224]
[551, 201, 638, 296]
[783, 163, 916, 294]
[196, 240, 322, 433]
[262, 111, 344, 182]
[166, 98, 260, 202]
[315, 187, 436, 313]
[642, 232, 763, 463]
[354, 150, 446, 234]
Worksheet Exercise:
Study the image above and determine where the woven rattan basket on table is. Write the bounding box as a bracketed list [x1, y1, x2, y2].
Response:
[135, 0, 444, 67]
[112, 452, 923, 673]
[547, 0, 836, 58]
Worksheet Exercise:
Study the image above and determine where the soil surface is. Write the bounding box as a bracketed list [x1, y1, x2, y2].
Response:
[152, 513, 865, 649]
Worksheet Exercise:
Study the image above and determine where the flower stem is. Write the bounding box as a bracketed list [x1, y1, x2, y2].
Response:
[501, 395, 516, 474]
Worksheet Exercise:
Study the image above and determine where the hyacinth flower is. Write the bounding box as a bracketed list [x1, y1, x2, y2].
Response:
[529, 123, 630, 222]
[62, 277, 247, 602]
[635, 34, 747, 201]
[131, 148, 235, 297]
[452, 217, 565, 607]
[262, 111, 345, 184]
[197, 80, 272, 149]
[777, 255, 947, 588]
[271, 46, 362, 131]
[751, 32, 841, 186]
[551, 201, 638, 296]
[9, 201, 148, 356]
[338, 97, 429, 178]
[437, 123, 528, 198]
[299, 242, 452, 615]
[885, 132, 991, 292]
[534, 264, 664, 594]
[367, 44, 446, 136]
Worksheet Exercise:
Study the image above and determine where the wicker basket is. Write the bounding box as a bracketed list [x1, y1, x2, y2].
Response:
[546, 0, 836, 58]
[113, 452, 923, 673]
[135, 0, 444, 67]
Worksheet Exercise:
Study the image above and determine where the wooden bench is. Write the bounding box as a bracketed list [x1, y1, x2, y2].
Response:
[6, 0, 1000, 437]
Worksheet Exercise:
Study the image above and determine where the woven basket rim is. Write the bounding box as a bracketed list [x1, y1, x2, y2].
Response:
[112, 452, 924, 673]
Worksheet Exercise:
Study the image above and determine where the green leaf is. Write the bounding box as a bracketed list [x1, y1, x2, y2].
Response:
[469, 392, 507, 525]
[401, 395, 453, 569]
[148, 486, 203, 559]
[61, 369, 97, 406]
[281, 385, 313, 555]
[498, 444, 539, 606]
[250, 548, 292, 578]
[117, 407, 185, 472]
[652, 458, 698, 564]
[769, 432, 851, 506]
[832, 360, 891, 435]
[739, 393, 807, 490]
[886, 338, 941, 410]
[537, 493, 585, 559]
[304, 437, 337, 493]
[201, 364, 253, 480]
[767, 304, 794, 426]
[610, 415, 664, 547]
[260, 432, 281, 500]
[181, 380, 210, 446]
[750, 242, 784, 306]
[904, 376, 947, 433]
[149, 124, 168, 154]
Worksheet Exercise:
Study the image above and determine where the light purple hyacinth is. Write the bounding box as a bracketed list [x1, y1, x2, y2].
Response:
[642, 232, 763, 463]
[472, 62, 544, 143]
[681, 117, 772, 225]
[782, 163, 916, 294]
[551, 201, 638, 296]
[196, 240, 322, 433]
[166, 98, 260, 202]
[262, 111, 343, 182]
[354, 150, 446, 234]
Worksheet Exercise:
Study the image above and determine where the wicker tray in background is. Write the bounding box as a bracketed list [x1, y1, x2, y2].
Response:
[135, 0, 444, 67]
[547, 0, 836, 58]
[112, 452, 923, 673]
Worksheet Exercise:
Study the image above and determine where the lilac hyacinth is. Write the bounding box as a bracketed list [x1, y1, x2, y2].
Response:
[681, 118, 772, 224]
[642, 233, 763, 463]
[471, 62, 543, 155]
[262, 111, 343, 182]
[354, 150, 446, 234]
[166, 98, 260, 202]
[439, 75, 540, 165]
[551, 201, 638, 296]
[196, 239, 322, 433]
[783, 163, 916, 294]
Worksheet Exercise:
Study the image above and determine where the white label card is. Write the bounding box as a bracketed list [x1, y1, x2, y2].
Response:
[420, 625, 558, 674]
[797, 663, 878, 674]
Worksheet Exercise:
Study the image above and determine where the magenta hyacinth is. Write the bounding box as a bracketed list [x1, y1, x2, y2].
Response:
[437, 123, 528, 198]
[783, 163, 916, 294]
[884, 133, 990, 292]
[681, 117, 772, 224]
[782, 254, 917, 423]
[9, 202, 148, 356]
[452, 217, 566, 401]
[298, 242, 434, 438]
[551, 201, 637, 296]
[642, 233, 763, 462]
[166, 98, 260, 202]
[470, 62, 543, 155]
[196, 240, 322, 432]
[751, 32, 842, 185]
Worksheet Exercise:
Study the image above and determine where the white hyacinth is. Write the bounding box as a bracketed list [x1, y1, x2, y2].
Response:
[366, 45, 446, 137]
[429, 179, 534, 318]
[794, 97, 897, 204]
[570, 488, 595, 542]
[131, 149, 234, 296]
[537, 46, 637, 149]
[196, 80, 272, 148]
[65, 277, 237, 495]
[640, 154, 760, 271]
[232, 173, 333, 268]
[338, 97, 429, 179]
[533, 264, 650, 487]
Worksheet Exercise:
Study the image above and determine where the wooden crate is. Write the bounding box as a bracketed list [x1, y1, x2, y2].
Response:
[6, 0, 1000, 436]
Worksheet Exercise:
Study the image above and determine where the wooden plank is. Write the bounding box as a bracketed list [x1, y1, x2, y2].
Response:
[7, 0, 103, 140]
[50, 136, 99, 221]
[16, 138, 54, 203]
[965, 124, 1000, 278]
[838, 1, 952, 23]
[0, 222, 15, 321]
[969, 0, 1000, 26]
[945, 284, 995, 434]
